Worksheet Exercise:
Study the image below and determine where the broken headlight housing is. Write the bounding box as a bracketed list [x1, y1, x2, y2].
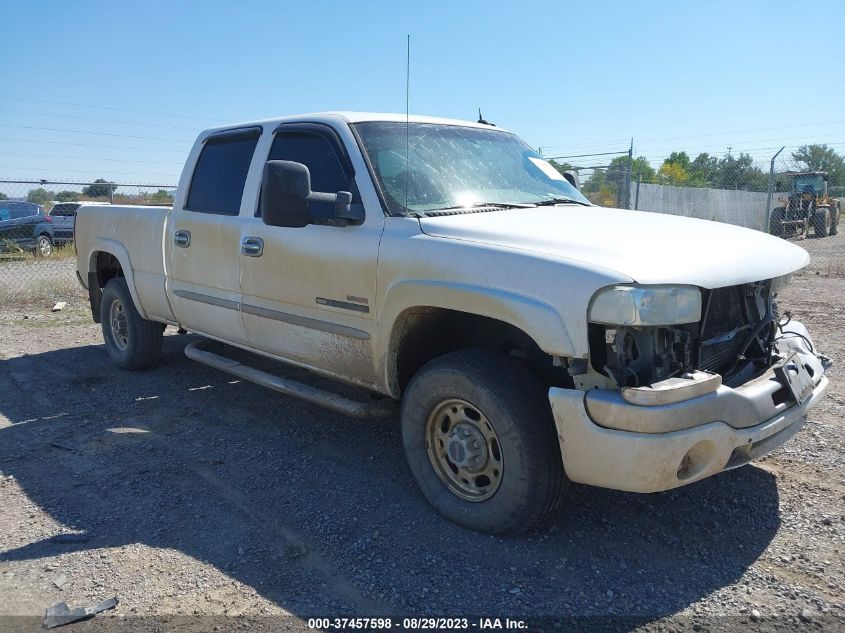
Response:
[588, 285, 702, 326]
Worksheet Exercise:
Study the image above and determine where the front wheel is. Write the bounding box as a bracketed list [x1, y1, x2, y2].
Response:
[813, 208, 830, 238]
[101, 278, 164, 369]
[400, 350, 566, 534]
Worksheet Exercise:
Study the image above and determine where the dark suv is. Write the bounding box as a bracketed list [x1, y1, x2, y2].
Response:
[0, 201, 53, 256]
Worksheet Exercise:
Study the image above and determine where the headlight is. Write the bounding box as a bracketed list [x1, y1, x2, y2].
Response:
[589, 285, 702, 326]
[770, 273, 793, 294]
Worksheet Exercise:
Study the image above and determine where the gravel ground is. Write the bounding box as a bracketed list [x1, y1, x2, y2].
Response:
[0, 276, 843, 632]
[788, 229, 845, 276]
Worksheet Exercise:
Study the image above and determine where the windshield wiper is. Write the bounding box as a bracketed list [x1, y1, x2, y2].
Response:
[424, 201, 535, 215]
[532, 197, 593, 207]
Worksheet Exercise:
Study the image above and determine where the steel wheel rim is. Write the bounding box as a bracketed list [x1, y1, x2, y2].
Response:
[425, 398, 503, 502]
[38, 237, 51, 256]
[109, 299, 129, 351]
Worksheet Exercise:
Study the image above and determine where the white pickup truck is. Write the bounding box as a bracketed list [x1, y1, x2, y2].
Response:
[76, 112, 829, 533]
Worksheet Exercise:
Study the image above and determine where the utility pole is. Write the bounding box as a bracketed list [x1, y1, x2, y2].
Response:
[623, 138, 634, 209]
[766, 146, 785, 234]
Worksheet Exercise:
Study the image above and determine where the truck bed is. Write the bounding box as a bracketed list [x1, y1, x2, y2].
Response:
[75, 204, 176, 323]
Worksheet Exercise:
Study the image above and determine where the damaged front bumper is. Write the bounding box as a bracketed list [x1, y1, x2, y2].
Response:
[549, 320, 829, 493]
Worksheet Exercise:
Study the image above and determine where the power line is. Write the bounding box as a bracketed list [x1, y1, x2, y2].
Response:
[0, 152, 185, 165]
[0, 179, 178, 188]
[0, 165, 181, 177]
[0, 108, 200, 131]
[544, 150, 628, 160]
[0, 94, 227, 123]
[0, 136, 188, 153]
[0, 123, 193, 143]
[542, 119, 845, 154]
[634, 140, 845, 163]
[635, 120, 845, 146]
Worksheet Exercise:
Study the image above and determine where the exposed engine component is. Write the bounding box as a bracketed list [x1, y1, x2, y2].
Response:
[590, 280, 778, 388]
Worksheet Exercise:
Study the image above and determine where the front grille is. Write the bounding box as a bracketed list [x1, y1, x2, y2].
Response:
[698, 286, 749, 374]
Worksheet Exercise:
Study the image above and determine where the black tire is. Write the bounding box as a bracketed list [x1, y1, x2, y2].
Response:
[769, 208, 785, 237]
[830, 202, 840, 236]
[100, 278, 164, 370]
[34, 234, 53, 258]
[813, 208, 829, 238]
[401, 349, 566, 534]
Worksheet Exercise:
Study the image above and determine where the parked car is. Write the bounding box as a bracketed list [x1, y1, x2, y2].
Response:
[75, 112, 829, 534]
[48, 201, 109, 246]
[0, 201, 53, 256]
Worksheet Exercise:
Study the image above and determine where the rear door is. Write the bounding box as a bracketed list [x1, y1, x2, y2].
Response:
[166, 126, 261, 345]
[49, 203, 78, 242]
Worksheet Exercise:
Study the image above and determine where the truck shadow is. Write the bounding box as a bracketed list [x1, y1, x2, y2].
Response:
[0, 334, 781, 626]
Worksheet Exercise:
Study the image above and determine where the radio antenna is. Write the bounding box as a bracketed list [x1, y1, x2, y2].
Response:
[405, 34, 410, 212]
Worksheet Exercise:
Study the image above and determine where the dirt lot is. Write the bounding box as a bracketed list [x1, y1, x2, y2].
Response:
[0, 276, 843, 632]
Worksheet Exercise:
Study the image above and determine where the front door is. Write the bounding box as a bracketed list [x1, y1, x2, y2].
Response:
[239, 124, 384, 387]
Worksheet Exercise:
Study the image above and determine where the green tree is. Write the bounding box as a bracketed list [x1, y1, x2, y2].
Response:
[792, 144, 845, 187]
[657, 162, 689, 185]
[55, 190, 81, 202]
[82, 178, 115, 198]
[713, 153, 767, 191]
[150, 189, 174, 203]
[0, 192, 7, 200]
[27, 188, 52, 206]
[664, 151, 691, 171]
[547, 159, 574, 174]
[626, 156, 656, 183]
[602, 156, 655, 206]
[688, 153, 719, 186]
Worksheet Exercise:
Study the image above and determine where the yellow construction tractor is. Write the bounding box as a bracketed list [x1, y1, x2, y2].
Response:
[770, 171, 840, 238]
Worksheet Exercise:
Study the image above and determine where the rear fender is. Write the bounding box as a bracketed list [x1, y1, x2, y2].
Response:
[87, 238, 148, 320]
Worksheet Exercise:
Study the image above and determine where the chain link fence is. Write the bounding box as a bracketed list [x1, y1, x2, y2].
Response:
[541, 150, 633, 208]
[0, 180, 175, 308]
[625, 149, 845, 276]
[765, 152, 844, 275]
[2, 152, 844, 311]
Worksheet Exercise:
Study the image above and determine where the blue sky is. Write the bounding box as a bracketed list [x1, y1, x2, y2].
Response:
[1, 0, 844, 185]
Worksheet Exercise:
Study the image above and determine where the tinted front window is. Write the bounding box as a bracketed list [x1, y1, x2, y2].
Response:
[793, 176, 824, 195]
[187, 133, 259, 215]
[268, 132, 351, 195]
[354, 122, 590, 215]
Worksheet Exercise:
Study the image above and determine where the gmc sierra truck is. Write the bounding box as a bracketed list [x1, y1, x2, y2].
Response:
[75, 112, 829, 533]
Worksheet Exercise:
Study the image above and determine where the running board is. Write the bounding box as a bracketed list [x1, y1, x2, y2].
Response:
[184, 340, 398, 420]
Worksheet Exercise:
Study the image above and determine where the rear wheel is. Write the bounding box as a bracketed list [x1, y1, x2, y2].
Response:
[813, 208, 830, 238]
[34, 234, 53, 257]
[400, 350, 566, 534]
[769, 207, 785, 237]
[101, 278, 164, 369]
[830, 202, 840, 236]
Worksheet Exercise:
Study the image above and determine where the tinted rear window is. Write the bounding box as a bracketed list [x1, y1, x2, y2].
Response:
[51, 203, 81, 216]
[0, 203, 41, 220]
[186, 133, 259, 215]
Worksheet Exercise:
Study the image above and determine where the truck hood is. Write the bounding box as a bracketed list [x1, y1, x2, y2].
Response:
[419, 206, 810, 289]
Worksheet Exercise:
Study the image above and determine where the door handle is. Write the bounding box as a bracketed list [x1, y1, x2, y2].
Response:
[174, 230, 191, 248]
[241, 236, 264, 257]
